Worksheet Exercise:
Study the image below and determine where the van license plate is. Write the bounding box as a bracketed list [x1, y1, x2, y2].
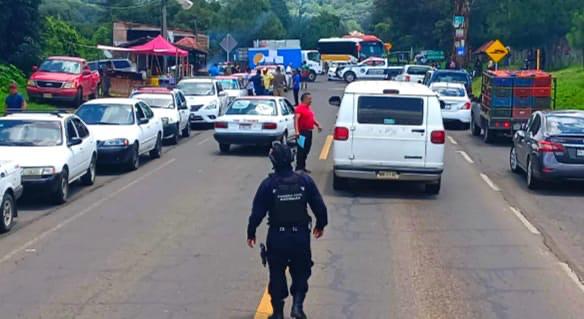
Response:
[577, 149, 584, 157]
[377, 171, 399, 180]
[513, 123, 521, 130]
[42, 93, 52, 99]
[239, 124, 252, 130]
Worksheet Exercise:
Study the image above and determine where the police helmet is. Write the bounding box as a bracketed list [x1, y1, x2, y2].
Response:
[269, 141, 294, 168]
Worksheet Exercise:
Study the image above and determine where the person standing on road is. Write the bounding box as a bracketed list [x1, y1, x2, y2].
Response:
[245, 69, 255, 96]
[295, 93, 322, 173]
[4, 83, 27, 112]
[247, 141, 328, 319]
[262, 68, 274, 95]
[273, 67, 286, 97]
[251, 70, 265, 96]
[292, 70, 301, 105]
[300, 63, 310, 90]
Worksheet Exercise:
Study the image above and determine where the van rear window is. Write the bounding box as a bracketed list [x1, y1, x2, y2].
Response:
[357, 96, 424, 125]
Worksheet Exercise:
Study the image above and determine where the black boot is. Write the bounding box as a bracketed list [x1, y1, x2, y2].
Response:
[290, 294, 307, 319]
[268, 299, 284, 319]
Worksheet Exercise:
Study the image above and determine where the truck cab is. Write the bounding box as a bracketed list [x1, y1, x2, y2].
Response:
[302, 50, 323, 74]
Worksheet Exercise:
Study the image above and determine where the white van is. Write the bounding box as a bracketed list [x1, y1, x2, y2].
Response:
[329, 81, 445, 194]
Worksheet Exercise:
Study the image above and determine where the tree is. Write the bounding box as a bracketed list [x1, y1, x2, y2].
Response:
[0, 0, 43, 71]
[271, 0, 291, 28]
[567, 11, 584, 68]
[42, 16, 88, 58]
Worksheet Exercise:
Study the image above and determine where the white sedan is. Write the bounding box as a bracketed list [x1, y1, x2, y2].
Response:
[213, 97, 296, 153]
[0, 112, 97, 204]
[430, 82, 471, 129]
[76, 98, 163, 170]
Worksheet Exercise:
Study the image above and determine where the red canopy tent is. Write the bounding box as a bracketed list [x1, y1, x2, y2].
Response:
[130, 35, 188, 56]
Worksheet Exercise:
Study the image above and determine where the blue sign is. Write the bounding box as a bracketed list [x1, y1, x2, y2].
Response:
[453, 16, 464, 28]
[456, 47, 465, 56]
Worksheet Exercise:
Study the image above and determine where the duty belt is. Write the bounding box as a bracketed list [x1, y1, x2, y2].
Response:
[272, 224, 311, 232]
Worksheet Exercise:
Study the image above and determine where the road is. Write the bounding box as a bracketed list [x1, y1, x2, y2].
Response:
[0, 80, 582, 319]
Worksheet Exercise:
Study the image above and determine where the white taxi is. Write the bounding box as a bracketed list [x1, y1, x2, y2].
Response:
[213, 97, 296, 153]
[0, 160, 23, 232]
[430, 82, 471, 129]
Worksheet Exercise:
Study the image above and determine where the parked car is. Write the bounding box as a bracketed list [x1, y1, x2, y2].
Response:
[385, 66, 404, 80]
[327, 61, 349, 81]
[177, 78, 229, 126]
[215, 76, 248, 104]
[424, 69, 472, 95]
[213, 97, 297, 153]
[430, 82, 471, 129]
[329, 81, 445, 194]
[394, 64, 433, 83]
[75, 98, 163, 170]
[27, 56, 101, 106]
[130, 87, 191, 144]
[338, 57, 388, 83]
[0, 112, 97, 204]
[0, 160, 23, 233]
[510, 110, 584, 189]
[88, 59, 137, 73]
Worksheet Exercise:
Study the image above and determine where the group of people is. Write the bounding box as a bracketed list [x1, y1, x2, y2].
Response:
[244, 63, 311, 105]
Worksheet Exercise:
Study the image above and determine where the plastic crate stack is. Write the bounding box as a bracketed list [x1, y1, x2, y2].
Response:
[482, 70, 552, 119]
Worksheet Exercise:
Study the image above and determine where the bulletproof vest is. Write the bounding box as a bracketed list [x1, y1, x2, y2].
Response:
[269, 173, 310, 227]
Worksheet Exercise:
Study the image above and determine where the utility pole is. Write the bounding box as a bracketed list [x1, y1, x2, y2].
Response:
[161, 0, 168, 73]
[453, 0, 471, 68]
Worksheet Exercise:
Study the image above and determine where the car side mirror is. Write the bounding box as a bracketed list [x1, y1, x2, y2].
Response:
[138, 118, 149, 125]
[329, 96, 341, 107]
[68, 137, 82, 147]
[439, 100, 446, 109]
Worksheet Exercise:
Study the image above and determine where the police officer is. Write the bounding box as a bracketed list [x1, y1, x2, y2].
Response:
[247, 142, 328, 319]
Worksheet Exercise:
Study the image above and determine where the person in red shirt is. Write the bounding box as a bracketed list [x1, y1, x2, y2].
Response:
[295, 93, 322, 173]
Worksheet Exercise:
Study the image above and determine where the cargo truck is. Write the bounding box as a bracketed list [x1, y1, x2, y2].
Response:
[247, 48, 321, 81]
[470, 70, 553, 143]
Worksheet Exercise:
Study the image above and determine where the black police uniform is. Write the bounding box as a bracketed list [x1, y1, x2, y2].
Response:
[248, 169, 327, 318]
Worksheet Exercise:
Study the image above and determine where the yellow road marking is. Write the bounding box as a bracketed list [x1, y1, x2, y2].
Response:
[254, 287, 272, 319]
[319, 135, 334, 160]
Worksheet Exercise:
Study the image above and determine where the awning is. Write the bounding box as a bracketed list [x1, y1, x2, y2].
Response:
[129, 35, 188, 57]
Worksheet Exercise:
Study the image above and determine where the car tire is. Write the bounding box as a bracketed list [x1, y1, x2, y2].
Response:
[150, 134, 162, 159]
[81, 155, 97, 185]
[509, 146, 521, 174]
[471, 115, 481, 136]
[219, 143, 230, 153]
[181, 122, 191, 138]
[526, 158, 540, 189]
[344, 72, 356, 83]
[483, 127, 494, 143]
[308, 71, 317, 82]
[127, 143, 140, 171]
[73, 88, 83, 107]
[52, 168, 69, 205]
[1, 192, 15, 233]
[170, 124, 180, 145]
[333, 174, 349, 191]
[425, 179, 441, 195]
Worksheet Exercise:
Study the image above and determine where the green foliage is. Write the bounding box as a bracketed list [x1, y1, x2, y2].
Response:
[0, 0, 43, 72]
[553, 67, 584, 109]
[567, 11, 584, 67]
[42, 16, 86, 57]
[0, 64, 54, 113]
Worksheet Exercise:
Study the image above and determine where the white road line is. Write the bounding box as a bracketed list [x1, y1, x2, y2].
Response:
[457, 150, 474, 164]
[509, 207, 540, 235]
[0, 158, 176, 265]
[197, 137, 210, 145]
[480, 173, 501, 192]
[559, 262, 584, 294]
[447, 136, 458, 145]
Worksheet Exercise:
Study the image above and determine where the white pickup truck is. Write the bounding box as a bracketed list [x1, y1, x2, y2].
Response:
[0, 160, 23, 233]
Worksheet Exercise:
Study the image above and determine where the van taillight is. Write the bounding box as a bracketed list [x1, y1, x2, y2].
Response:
[464, 102, 471, 110]
[262, 122, 277, 130]
[334, 127, 350, 141]
[214, 121, 228, 129]
[431, 130, 445, 144]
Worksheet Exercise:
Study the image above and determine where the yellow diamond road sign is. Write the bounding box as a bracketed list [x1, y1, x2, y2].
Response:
[485, 40, 509, 63]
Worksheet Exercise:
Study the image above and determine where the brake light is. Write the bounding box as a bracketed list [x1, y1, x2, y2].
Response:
[262, 122, 277, 130]
[334, 127, 350, 141]
[463, 102, 471, 110]
[537, 140, 565, 153]
[214, 121, 228, 129]
[503, 121, 511, 129]
[431, 130, 445, 144]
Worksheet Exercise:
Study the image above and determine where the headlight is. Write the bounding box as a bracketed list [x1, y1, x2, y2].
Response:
[23, 167, 56, 176]
[161, 117, 169, 125]
[102, 138, 129, 146]
[27, 79, 36, 87]
[204, 102, 217, 110]
[63, 81, 77, 89]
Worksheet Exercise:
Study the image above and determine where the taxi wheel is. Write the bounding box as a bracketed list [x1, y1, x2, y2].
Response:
[219, 144, 230, 153]
[52, 168, 69, 204]
[0, 192, 15, 233]
[81, 155, 97, 185]
[127, 143, 140, 171]
[182, 122, 191, 137]
[150, 134, 162, 159]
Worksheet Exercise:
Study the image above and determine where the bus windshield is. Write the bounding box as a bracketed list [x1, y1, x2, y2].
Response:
[318, 40, 359, 60]
[360, 41, 385, 59]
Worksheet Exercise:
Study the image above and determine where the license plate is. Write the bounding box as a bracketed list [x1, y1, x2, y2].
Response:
[513, 123, 522, 130]
[239, 124, 252, 130]
[377, 171, 399, 180]
[42, 93, 53, 99]
[577, 149, 584, 157]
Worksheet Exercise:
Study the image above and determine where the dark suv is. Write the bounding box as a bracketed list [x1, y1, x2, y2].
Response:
[424, 70, 472, 95]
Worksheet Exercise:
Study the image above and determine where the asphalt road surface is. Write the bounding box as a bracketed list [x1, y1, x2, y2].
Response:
[0, 80, 582, 319]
